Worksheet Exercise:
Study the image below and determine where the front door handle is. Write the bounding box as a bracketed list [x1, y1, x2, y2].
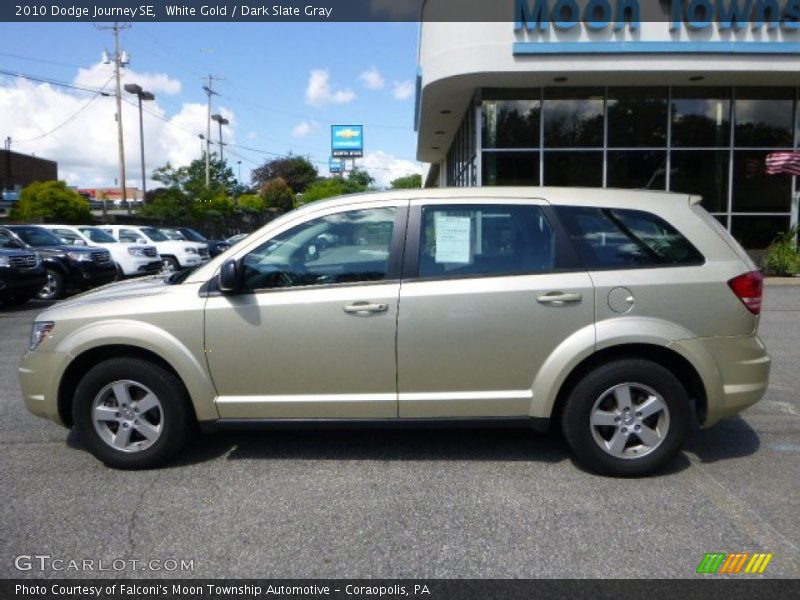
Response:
[536, 292, 583, 306]
[343, 302, 389, 314]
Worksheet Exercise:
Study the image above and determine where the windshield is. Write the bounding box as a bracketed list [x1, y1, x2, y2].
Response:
[78, 227, 117, 243]
[140, 227, 170, 242]
[161, 229, 185, 241]
[180, 228, 207, 242]
[11, 226, 67, 247]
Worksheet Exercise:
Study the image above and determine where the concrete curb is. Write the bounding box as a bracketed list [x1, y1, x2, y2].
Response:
[765, 277, 800, 286]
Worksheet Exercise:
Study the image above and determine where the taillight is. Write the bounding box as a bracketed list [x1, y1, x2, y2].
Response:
[727, 271, 764, 315]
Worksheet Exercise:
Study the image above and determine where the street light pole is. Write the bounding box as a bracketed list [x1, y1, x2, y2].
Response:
[124, 83, 154, 203]
[211, 113, 229, 163]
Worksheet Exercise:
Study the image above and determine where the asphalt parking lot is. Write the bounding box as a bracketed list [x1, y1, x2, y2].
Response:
[0, 284, 798, 579]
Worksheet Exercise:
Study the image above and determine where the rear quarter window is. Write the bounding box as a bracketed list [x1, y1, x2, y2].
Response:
[555, 206, 704, 269]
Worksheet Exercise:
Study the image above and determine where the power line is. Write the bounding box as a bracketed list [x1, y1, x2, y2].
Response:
[12, 75, 114, 145]
[0, 68, 111, 96]
[0, 51, 89, 70]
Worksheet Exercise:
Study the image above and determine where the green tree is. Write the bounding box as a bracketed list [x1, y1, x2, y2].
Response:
[348, 168, 375, 189]
[302, 176, 368, 203]
[152, 153, 242, 202]
[236, 193, 264, 213]
[390, 173, 422, 189]
[252, 155, 318, 193]
[10, 181, 91, 222]
[260, 177, 295, 212]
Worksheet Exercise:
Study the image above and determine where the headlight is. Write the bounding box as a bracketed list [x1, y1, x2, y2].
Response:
[30, 321, 55, 351]
[184, 247, 198, 254]
[66, 251, 92, 262]
[128, 247, 146, 257]
[0, 256, 9, 267]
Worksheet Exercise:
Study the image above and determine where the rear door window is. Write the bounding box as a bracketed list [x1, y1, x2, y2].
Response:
[417, 204, 557, 279]
[555, 206, 704, 269]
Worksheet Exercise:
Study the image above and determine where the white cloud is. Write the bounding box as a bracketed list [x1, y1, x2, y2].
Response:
[0, 63, 235, 190]
[358, 67, 385, 90]
[292, 120, 318, 138]
[359, 150, 422, 189]
[392, 80, 414, 101]
[305, 69, 356, 106]
[75, 62, 182, 96]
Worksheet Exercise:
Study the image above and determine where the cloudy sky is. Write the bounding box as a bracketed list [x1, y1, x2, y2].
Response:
[0, 22, 422, 190]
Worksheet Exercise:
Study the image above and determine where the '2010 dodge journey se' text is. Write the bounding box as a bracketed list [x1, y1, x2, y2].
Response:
[19, 188, 770, 476]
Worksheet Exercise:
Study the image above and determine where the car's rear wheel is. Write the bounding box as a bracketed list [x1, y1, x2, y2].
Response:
[38, 269, 64, 301]
[561, 359, 689, 477]
[73, 357, 191, 469]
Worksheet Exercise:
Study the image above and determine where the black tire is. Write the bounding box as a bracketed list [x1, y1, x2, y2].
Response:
[115, 263, 125, 280]
[561, 359, 690, 477]
[38, 268, 64, 301]
[73, 357, 192, 469]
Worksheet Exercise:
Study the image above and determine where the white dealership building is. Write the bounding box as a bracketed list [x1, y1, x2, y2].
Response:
[415, 0, 800, 249]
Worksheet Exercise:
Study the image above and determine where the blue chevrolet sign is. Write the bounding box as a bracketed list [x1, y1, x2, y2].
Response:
[331, 125, 364, 158]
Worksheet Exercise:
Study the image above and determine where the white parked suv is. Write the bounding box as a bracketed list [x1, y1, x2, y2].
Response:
[42, 225, 163, 278]
[101, 225, 209, 274]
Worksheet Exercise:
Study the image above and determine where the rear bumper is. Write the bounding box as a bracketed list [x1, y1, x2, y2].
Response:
[670, 335, 771, 427]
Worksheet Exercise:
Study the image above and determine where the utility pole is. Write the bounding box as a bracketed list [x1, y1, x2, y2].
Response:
[211, 114, 229, 163]
[99, 22, 131, 214]
[202, 75, 223, 187]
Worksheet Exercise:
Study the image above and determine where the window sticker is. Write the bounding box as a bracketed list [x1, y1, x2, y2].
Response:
[434, 214, 472, 264]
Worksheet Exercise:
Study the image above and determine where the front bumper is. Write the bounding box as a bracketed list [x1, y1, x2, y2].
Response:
[0, 267, 48, 297]
[69, 262, 118, 287]
[19, 348, 67, 426]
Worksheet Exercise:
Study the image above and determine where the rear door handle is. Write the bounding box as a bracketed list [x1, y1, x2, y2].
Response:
[536, 292, 583, 306]
[343, 302, 389, 314]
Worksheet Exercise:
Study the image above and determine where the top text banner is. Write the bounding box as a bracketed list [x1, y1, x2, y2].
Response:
[6, 0, 800, 26]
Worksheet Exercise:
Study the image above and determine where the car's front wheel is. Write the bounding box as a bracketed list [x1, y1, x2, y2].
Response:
[561, 359, 690, 477]
[38, 268, 64, 301]
[73, 357, 191, 469]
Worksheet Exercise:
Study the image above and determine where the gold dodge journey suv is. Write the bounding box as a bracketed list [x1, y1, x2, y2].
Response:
[19, 188, 771, 476]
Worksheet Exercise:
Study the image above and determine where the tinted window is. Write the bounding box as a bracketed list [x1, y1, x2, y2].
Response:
[671, 88, 731, 147]
[79, 227, 117, 243]
[140, 227, 169, 242]
[9, 227, 65, 247]
[607, 87, 668, 147]
[418, 205, 555, 279]
[53, 229, 80, 244]
[482, 99, 540, 149]
[118, 229, 142, 243]
[543, 88, 604, 147]
[241, 208, 396, 291]
[556, 206, 704, 269]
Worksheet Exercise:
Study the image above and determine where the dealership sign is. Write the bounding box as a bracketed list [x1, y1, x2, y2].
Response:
[331, 125, 364, 158]
[514, 0, 800, 32]
[329, 157, 344, 173]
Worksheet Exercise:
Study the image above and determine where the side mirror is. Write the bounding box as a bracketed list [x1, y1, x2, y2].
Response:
[218, 258, 242, 294]
[73, 239, 86, 246]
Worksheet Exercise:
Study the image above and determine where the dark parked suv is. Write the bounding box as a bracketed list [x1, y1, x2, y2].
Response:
[1, 225, 117, 300]
[0, 235, 48, 307]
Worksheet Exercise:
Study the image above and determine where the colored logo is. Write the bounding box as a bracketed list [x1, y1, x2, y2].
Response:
[696, 552, 773, 575]
[331, 125, 364, 158]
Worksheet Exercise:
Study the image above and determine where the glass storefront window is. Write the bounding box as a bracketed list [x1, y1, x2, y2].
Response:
[543, 152, 602, 186]
[607, 151, 667, 190]
[670, 151, 729, 213]
[732, 151, 794, 213]
[543, 88, 604, 148]
[482, 151, 539, 186]
[607, 88, 668, 148]
[482, 100, 540, 149]
[732, 216, 792, 250]
[735, 88, 795, 148]
[672, 87, 731, 148]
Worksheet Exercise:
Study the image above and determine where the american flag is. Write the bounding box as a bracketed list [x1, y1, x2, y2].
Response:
[766, 152, 800, 177]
